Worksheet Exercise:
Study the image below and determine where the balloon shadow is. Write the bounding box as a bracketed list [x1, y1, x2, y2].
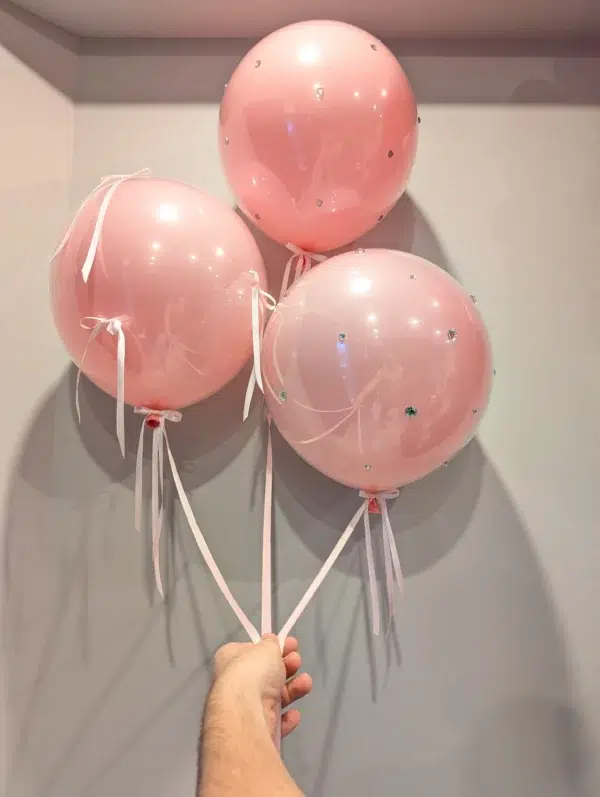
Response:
[2, 374, 265, 797]
[2, 357, 272, 795]
[264, 188, 467, 583]
[272, 426, 481, 583]
[236, 190, 456, 300]
[70, 360, 260, 493]
[282, 456, 588, 797]
[233, 206, 292, 296]
[356, 191, 456, 276]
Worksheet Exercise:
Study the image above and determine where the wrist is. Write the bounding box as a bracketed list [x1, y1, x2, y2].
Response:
[207, 674, 265, 730]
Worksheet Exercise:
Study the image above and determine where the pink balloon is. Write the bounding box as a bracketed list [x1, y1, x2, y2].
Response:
[220, 21, 418, 253]
[52, 177, 266, 409]
[262, 249, 493, 491]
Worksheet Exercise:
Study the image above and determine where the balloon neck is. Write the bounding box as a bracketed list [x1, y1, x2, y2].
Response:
[145, 415, 161, 429]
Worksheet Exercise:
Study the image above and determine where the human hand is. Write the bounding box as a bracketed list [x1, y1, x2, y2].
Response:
[212, 635, 312, 738]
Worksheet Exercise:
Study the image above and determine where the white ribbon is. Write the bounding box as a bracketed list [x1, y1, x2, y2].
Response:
[359, 490, 403, 635]
[134, 407, 182, 597]
[51, 169, 151, 282]
[261, 416, 274, 635]
[133, 407, 261, 642]
[76, 316, 126, 457]
[243, 247, 326, 422]
[243, 270, 277, 421]
[280, 243, 327, 298]
[277, 489, 402, 645]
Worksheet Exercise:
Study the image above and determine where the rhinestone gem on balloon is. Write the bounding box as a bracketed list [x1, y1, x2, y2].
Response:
[219, 21, 418, 252]
[261, 249, 492, 491]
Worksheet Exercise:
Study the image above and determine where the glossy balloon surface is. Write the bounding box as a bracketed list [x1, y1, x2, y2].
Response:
[262, 249, 492, 491]
[220, 20, 418, 252]
[52, 177, 266, 409]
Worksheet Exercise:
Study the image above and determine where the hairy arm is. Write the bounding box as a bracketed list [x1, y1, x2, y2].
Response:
[198, 636, 311, 797]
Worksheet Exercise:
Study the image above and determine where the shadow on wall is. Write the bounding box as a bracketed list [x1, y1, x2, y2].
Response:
[3, 372, 594, 797]
[1, 367, 269, 797]
[248, 190, 467, 582]
[283, 450, 594, 797]
[72, 360, 259, 492]
[3, 252, 596, 796]
[241, 190, 455, 302]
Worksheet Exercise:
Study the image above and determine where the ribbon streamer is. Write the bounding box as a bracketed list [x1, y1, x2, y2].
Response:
[134, 407, 182, 597]
[133, 407, 261, 642]
[280, 243, 327, 298]
[247, 245, 327, 639]
[261, 416, 274, 635]
[51, 169, 151, 282]
[277, 490, 403, 646]
[76, 316, 126, 457]
[250, 245, 327, 647]
[243, 271, 277, 421]
[359, 490, 403, 635]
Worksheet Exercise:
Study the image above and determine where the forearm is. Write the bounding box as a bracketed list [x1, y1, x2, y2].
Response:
[198, 682, 303, 797]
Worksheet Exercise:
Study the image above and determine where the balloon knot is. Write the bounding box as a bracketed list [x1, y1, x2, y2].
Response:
[145, 415, 161, 429]
[367, 497, 381, 514]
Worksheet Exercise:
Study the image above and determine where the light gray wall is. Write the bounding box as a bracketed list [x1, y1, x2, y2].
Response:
[2, 21, 600, 797]
[0, 4, 76, 796]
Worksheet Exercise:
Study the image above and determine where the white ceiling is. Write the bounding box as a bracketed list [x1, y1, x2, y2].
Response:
[10, 0, 600, 38]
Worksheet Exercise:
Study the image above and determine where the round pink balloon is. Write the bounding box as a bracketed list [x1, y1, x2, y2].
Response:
[220, 20, 418, 253]
[52, 177, 266, 409]
[262, 249, 493, 491]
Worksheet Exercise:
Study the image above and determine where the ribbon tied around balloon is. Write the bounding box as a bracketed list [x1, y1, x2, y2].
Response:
[51, 169, 152, 282]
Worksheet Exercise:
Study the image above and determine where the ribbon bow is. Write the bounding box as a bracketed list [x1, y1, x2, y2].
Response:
[359, 489, 403, 635]
[76, 316, 127, 457]
[51, 169, 151, 282]
[134, 407, 182, 597]
[280, 243, 327, 298]
[243, 270, 277, 421]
